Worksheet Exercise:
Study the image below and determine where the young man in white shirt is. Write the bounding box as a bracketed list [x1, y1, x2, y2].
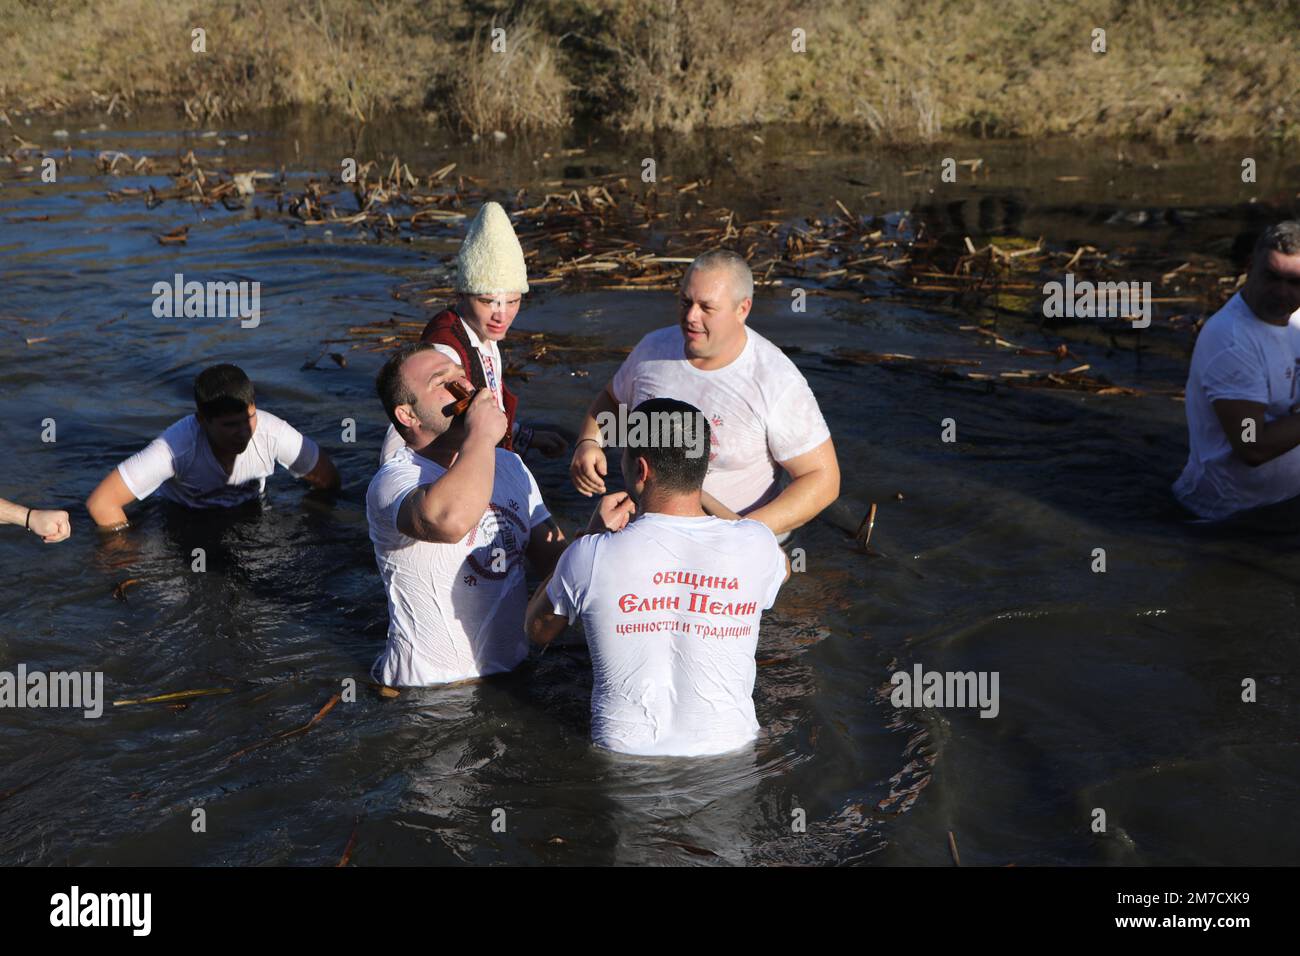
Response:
[368, 343, 627, 687]
[86, 364, 339, 530]
[528, 398, 791, 757]
[1174, 221, 1300, 520]
[378, 201, 567, 464]
[569, 249, 839, 539]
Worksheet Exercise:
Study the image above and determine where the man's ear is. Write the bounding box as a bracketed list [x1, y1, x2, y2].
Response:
[736, 297, 752, 324]
[637, 455, 651, 485]
[394, 404, 419, 432]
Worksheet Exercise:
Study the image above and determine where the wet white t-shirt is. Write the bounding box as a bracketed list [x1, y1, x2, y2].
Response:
[367, 444, 550, 686]
[546, 512, 787, 756]
[611, 326, 830, 514]
[116, 411, 320, 509]
[1174, 293, 1300, 520]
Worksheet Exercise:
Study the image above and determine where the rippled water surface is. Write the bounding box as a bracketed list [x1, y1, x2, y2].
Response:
[1, 113, 1297, 865]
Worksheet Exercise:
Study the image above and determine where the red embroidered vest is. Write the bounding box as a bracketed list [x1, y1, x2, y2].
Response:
[419, 309, 518, 451]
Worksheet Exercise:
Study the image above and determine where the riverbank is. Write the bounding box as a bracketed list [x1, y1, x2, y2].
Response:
[2, 0, 1296, 142]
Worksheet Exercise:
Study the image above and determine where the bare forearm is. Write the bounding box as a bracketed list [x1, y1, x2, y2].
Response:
[86, 472, 134, 529]
[1248, 416, 1300, 465]
[525, 574, 564, 646]
[0, 498, 30, 526]
[525, 575, 551, 638]
[87, 498, 129, 528]
[700, 490, 741, 521]
[418, 437, 497, 537]
[745, 471, 839, 536]
[578, 385, 619, 442]
[303, 452, 341, 490]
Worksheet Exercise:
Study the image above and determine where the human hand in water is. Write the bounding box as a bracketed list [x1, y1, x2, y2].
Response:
[587, 492, 636, 534]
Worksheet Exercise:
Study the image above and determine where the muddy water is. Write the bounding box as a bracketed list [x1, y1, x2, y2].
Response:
[0, 111, 1297, 865]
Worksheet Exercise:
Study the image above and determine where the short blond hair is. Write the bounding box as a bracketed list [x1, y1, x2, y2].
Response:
[685, 249, 753, 306]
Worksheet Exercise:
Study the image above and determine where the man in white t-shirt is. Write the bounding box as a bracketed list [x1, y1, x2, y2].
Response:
[1174, 221, 1300, 520]
[570, 249, 839, 538]
[86, 364, 339, 530]
[529, 398, 791, 757]
[368, 342, 629, 687]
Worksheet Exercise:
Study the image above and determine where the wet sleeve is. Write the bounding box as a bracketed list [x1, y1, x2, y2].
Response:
[611, 334, 650, 404]
[391, 480, 424, 535]
[116, 433, 179, 501]
[766, 371, 831, 463]
[545, 538, 595, 623]
[1202, 347, 1269, 405]
[519, 458, 551, 529]
[268, 416, 321, 477]
[379, 423, 405, 465]
[760, 528, 788, 609]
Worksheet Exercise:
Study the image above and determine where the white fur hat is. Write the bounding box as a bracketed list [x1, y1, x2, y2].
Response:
[456, 201, 529, 294]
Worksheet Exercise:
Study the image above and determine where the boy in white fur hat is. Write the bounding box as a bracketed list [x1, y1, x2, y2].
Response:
[380, 201, 567, 462]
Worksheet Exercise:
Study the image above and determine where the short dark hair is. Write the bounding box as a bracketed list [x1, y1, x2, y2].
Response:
[624, 398, 711, 493]
[1253, 221, 1300, 258]
[377, 342, 439, 431]
[194, 364, 255, 419]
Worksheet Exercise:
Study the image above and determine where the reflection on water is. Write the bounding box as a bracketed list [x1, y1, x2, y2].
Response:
[0, 111, 1297, 865]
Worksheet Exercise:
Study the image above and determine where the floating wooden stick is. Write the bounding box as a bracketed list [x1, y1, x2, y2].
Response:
[224, 692, 342, 764]
[337, 816, 360, 867]
[113, 687, 232, 707]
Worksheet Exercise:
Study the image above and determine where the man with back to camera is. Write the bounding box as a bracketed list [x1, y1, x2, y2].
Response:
[569, 249, 839, 541]
[85, 363, 339, 530]
[1174, 221, 1300, 520]
[527, 398, 791, 756]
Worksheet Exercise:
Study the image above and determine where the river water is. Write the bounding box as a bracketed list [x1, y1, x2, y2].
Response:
[1, 111, 1297, 865]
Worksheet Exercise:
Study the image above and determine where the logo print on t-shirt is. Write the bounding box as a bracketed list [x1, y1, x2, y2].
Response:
[464, 503, 528, 581]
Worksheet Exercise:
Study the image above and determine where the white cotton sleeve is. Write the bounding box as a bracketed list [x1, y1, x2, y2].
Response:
[117, 434, 179, 500]
[263, 413, 320, 477]
[545, 537, 596, 623]
[522, 459, 551, 529]
[1202, 347, 1270, 405]
[762, 536, 788, 609]
[379, 423, 405, 464]
[391, 480, 424, 535]
[611, 333, 654, 405]
[766, 376, 831, 463]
